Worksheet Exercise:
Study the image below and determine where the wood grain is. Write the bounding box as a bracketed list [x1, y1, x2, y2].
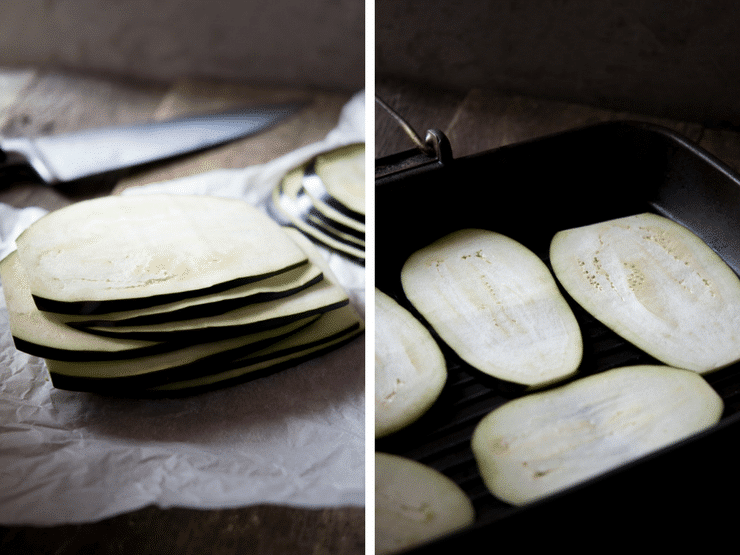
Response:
[375, 77, 467, 159]
[113, 80, 351, 193]
[0, 69, 168, 211]
[0, 505, 364, 555]
[0, 70, 353, 206]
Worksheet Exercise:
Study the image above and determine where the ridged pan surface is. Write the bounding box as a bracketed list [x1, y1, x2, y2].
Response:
[375, 121, 740, 550]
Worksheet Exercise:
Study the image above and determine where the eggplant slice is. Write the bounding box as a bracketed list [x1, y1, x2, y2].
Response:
[303, 143, 365, 229]
[146, 303, 364, 393]
[302, 160, 365, 237]
[550, 212, 740, 374]
[59, 262, 324, 328]
[269, 143, 365, 264]
[375, 289, 447, 438]
[308, 143, 365, 222]
[15, 194, 309, 315]
[375, 452, 475, 555]
[471, 364, 723, 506]
[77, 277, 349, 341]
[0, 251, 167, 361]
[271, 173, 365, 263]
[75, 228, 351, 341]
[401, 229, 583, 388]
[46, 316, 320, 391]
[277, 169, 365, 247]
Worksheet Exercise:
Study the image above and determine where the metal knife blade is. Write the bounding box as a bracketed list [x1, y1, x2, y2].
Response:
[0, 101, 305, 185]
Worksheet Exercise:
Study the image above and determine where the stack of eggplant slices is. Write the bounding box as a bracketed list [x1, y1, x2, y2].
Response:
[0, 194, 364, 395]
[270, 143, 365, 264]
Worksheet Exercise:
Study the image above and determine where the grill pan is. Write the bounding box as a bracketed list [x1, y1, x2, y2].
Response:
[375, 120, 740, 550]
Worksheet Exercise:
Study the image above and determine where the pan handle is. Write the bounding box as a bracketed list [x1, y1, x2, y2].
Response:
[375, 95, 453, 179]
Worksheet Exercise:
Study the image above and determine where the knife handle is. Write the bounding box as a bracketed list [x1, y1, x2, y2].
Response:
[0, 139, 48, 186]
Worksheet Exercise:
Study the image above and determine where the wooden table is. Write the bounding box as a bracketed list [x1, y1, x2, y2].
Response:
[0, 67, 363, 555]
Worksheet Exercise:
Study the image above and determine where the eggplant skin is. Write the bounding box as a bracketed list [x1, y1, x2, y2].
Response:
[550, 212, 740, 374]
[471, 365, 723, 506]
[47, 306, 364, 396]
[401, 228, 582, 388]
[375, 289, 446, 438]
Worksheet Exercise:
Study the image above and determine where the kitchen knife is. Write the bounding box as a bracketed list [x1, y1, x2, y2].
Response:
[0, 101, 305, 185]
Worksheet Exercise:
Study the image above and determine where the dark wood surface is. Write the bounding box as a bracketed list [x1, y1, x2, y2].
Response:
[1, 505, 364, 555]
[0, 68, 362, 555]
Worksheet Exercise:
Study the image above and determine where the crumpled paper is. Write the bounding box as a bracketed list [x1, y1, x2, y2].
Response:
[0, 91, 366, 526]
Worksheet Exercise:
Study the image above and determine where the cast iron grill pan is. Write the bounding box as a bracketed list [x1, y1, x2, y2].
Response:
[375, 121, 740, 550]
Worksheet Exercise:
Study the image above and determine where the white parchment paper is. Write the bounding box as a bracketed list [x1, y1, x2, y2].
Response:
[0, 91, 366, 526]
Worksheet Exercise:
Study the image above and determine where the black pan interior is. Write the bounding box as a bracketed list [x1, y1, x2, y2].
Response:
[375, 121, 740, 550]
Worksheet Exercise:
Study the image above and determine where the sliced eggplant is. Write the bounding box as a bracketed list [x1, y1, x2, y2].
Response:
[70, 225, 351, 341]
[401, 229, 583, 388]
[302, 163, 365, 237]
[5, 190, 362, 395]
[269, 143, 365, 263]
[375, 452, 475, 555]
[46, 316, 320, 392]
[60, 262, 323, 328]
[0, 251, 167, 361]
[77, 267, 348, 341]
[471, 364, 723, 506]
[375, 289, 446, 438]
[281, 167, 365, 247]
[0, 225, 331, 361]
[147, 303, 364, 393]
[550, 212, 740, 373]
[308, 142, 365, 221]
[15, 194, 308, 314]
[271, 175, 365, 263]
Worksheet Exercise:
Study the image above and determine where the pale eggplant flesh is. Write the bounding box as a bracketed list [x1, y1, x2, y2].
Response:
[305, 142, 365, 221]
[14, 194, 309, 315]
[375, 452, 475, 555]
[401, 228, 583, 388]
[375, 289, 446, 438]
[471, 364, 723, 506]
[268, 143, 365, 264]
[0, 250, 167, 361]
[65, 227, 352, 341]
[550, 212, 740, 374]
[61, 262, 324, 328]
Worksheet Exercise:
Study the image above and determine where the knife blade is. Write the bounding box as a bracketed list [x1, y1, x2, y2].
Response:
[0, 101, 305, 185]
